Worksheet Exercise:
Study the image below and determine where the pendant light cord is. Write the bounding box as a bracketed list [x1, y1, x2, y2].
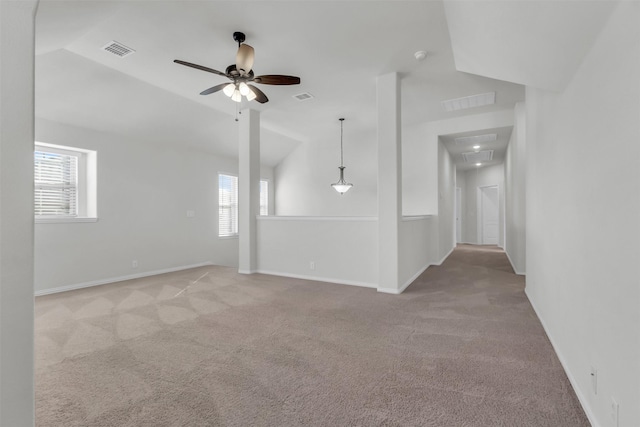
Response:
[339, 118, 345, 167]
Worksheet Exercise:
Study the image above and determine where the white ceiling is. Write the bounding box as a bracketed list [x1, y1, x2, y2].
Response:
[35, 1, 526, 166]
[440, 127, 513, 172]
[444, 0, 617, 92]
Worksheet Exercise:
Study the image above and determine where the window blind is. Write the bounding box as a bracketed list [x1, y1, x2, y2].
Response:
[260, 180, 268, 216]
[34, 150, 78, 216]
[219, 174, 238, 236]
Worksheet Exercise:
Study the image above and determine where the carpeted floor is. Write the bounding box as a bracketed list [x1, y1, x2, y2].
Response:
[35, 244, 589, 426]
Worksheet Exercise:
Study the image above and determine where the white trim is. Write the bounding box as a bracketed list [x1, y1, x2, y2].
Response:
[238, 269, 257, 275]
[218, 235, 239, 240]
[435, 245, 455, 266]
[35, 141, 94, 154]
[256, 216, 377, 222]
[505, 250, 526, 276]
[401, 215, 433, 222]
[35, 217, 98, 224]
[525, 289, 600, 427]
[256, 269, 377, 289]
[34, 262, 213, 296]
[378, 262, 431, 295]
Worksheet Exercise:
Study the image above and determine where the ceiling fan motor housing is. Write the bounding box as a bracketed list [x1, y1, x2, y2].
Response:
[173, 31, 300, 105]
[233, 32, 246, 45]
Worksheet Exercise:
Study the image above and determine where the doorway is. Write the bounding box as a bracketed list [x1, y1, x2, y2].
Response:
[478, 185, 499, 245]
[455, 187, 462, 243]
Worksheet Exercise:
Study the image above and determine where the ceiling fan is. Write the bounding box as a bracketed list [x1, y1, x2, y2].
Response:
[174, 32, 301, 104]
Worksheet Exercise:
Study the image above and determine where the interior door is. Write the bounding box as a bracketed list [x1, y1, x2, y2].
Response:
[455, 187, 462, 243]
[480, 186, 499, 245]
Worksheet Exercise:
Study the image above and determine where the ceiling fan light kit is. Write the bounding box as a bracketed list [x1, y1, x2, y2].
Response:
[331, 118, 353, 195]
[174, 31, 301, 105]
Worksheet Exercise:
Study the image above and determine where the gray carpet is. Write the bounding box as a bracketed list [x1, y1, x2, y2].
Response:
[35, 245, 589, 426]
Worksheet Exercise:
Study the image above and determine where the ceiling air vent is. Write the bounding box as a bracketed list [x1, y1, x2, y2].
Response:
[101, 41, 135, 58]
[463, 150, 494, 163]
[441, 92, 496, 112]
[293, 92, 314, 102]
[455, 133, 497, 146]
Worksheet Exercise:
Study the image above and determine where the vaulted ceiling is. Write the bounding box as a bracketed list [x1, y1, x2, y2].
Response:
[35, 1, 616, 169]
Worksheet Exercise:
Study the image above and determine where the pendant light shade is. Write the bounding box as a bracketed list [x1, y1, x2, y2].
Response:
[331, 118, 353, 194]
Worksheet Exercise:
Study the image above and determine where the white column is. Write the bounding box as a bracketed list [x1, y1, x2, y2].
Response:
[0, 1, 38, 425]
[238, 109, 260, 274]
[377, 72, 402, 292]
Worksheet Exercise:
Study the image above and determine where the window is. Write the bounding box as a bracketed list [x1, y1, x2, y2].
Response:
[260, 180, 269, 216]
[218, 175, 270, 236]
[34, 142, 97, 222]
[219, 174, 238, 237]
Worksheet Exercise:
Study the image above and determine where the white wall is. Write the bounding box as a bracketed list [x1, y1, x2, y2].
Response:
[275, 121, 440, 218]
[34, 119, 274, 293]
[525, 2, 639, 426]
[398, 216, 435, 290]
[504, 102, 526, 274]
[257, 215, 435, 294]
[460, 164, 505, 247]
[275, 129, 378, 216]
[437, 139, 456, 262]
[403, 123, 438, 215]
[256, 217, 378, 287]
[0, 2, 37, 424]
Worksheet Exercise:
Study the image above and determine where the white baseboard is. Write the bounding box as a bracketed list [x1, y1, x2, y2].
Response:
[237, 269, 257, 275]
[378, 262, 431, 295]
[525, 289, 600, 427]
[435, 246, 455, 266]
[256, 269, 377, 289]
[505, 250, 526, 276]
[35, 262, 214, 296]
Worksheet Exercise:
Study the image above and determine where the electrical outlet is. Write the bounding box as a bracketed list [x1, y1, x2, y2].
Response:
[590, 366, 597, 394]
[610, 397, 619, 427]
[132, 260, 138, 268]
[309, 261, 315, 270]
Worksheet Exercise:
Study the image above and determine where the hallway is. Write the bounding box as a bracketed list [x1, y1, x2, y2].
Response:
[405, 244, 588, 425]
[35, 245, 588, 426]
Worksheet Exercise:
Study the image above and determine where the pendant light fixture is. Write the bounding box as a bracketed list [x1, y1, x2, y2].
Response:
[331, 118, 353, 194]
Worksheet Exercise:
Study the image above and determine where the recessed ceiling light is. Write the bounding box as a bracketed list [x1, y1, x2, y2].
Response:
[476, 163, 482, 166]
[473, 145, 480, 150]
[414, 50, 427, 61]
[441, 92, 496, 112]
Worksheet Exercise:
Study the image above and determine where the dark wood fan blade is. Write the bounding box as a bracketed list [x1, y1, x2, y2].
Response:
[253, 75, 301, 85]
[200, 83, 230, 96]
[174, 60, 228, 77]
[248, 85, 269, 104]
